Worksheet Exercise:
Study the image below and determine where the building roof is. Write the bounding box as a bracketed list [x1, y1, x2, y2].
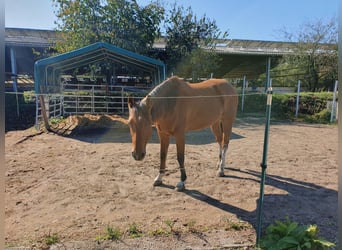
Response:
[5, 27, 58, 47]
[5, 27, 298, 55]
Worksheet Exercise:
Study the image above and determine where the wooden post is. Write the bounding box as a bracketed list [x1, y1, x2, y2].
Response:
[38, 94, 51, 131]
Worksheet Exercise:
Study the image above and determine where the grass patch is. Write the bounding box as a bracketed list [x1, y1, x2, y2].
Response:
[128, 222, 143, 238]
[44, 232, 60, 246]
[149, 228, 170, 236]
[96, 225, 122, 241]
[223, 218, 251, 231]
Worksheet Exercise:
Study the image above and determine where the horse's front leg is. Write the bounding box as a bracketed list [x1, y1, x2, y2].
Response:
[153, 132, 170, 186]
[175, 133, 187, 191]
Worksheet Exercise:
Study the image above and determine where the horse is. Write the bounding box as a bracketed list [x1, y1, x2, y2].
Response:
[127, 76, 238, 191]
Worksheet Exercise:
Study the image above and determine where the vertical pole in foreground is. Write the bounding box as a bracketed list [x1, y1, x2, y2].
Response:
[256, 86, 273, 245]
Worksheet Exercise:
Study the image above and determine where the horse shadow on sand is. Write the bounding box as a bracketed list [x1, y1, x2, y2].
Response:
[160, 167, 337, 242]
[65, 125, 243, 145]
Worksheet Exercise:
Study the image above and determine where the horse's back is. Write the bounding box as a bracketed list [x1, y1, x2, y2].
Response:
[179, 79, 238, 131]
[150, 77, 238, 133]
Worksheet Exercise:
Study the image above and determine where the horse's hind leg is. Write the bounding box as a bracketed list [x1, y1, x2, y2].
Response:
[219, 114, 236, 177]
[175, 133, 187, 191]
[211, 122, 226, 177]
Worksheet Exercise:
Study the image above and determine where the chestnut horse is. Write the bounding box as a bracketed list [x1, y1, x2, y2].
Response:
[127, 76, 238, 191]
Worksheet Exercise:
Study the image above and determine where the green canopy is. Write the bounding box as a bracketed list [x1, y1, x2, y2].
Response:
[34, 42, 166, 94]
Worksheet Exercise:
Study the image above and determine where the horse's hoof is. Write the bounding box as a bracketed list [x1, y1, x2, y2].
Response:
[175, 182, 185, 192]
[153, 180, 163, 186]
[217, 171, 225, 177]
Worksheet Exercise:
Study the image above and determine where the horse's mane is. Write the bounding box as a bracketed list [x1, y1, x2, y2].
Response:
[148, 76, 183, 98]
[145, 76, 183, 121]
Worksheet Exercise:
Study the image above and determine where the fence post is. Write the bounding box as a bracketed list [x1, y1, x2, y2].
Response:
[295, 80, 301, 117]
[121, 87, 124, 113]
[330, 80, 338, 123]
[241, 75, 246, 112]
[76, 94, 79, 115]
[91, 86, 95, 114]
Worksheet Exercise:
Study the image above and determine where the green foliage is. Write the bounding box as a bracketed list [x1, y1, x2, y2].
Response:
[174, 47, 222, 81]
[96, 225, 122, 241]
[164, 3, 228, 76]
[23, 91, 36, 103]
[238, 91, 335, 123]
[164, 219, 176, 233]
[128, 222, 143, 238]
[149, 227, 170, 236]
[278, 18, 337, 92]
[225, 220, 250, 231]
[306, 109, 331, 124]
[185, 219, 198, 233]
[49, 116, 65, 125]
[52, 0, 164, 54]
[44, 233, 59, 246]
[52, 1, 228, 80]
[260, 218, 335, 250]
[149, 219, 177, 236]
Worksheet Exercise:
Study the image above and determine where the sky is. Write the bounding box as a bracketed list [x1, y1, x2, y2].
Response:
[5, 0, 338, 41]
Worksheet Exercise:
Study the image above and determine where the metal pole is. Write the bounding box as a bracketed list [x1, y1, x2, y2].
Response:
[295, 80, 301, 117]
[265, 57, 271, 92]
[241, 75, 246, 112]
[256, 86, 273, 245]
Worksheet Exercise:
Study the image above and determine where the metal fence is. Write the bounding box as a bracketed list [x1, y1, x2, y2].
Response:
[36, 83, 150, 127]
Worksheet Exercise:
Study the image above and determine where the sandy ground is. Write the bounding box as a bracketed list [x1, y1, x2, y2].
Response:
[5, 115, 338, 249]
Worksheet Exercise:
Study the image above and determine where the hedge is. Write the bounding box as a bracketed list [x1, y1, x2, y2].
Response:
[238, 92, 336, 123]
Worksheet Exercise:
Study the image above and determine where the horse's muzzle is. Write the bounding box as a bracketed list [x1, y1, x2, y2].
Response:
[132, 151, 146, 161]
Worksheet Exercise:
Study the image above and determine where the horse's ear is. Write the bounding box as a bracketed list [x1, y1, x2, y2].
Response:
[128, 97, 136, 109]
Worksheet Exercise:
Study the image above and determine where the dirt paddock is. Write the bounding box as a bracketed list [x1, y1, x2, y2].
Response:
[5, 115, 338, 249]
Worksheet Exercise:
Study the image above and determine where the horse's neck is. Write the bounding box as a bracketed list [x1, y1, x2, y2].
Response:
[148, 78, 180, 122]
[148, 97, 160, 123]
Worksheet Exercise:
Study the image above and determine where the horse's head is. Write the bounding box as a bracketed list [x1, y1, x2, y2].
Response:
[127, 97, 153, 161]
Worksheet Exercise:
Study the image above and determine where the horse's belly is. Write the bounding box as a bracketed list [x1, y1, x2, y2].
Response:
[184, 109, 221, 131]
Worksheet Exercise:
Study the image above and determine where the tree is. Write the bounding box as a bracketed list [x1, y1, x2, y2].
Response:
[52, 0, 164, 54]
[280, 17, 337, 91]
[164, 4, 228, 80]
